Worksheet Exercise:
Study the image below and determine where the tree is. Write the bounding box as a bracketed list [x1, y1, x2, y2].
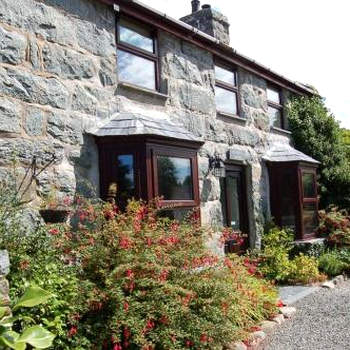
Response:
[288, 96, 350, 209]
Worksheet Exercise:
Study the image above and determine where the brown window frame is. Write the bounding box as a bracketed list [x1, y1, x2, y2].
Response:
[116, 15, 160, 91]
[150, 144, 200, 208]
[298, 167, 319, 239]
[214, 61, 240, 117]
[267, 85, 284, 129]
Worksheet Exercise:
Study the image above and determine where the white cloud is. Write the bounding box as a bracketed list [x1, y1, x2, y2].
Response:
[141, 0, 350, 128]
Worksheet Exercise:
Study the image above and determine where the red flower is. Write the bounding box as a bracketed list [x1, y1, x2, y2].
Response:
[125, 269, 134, 278]
[49, 228, 59, 235]
[123, 301, 129, 312]
[200, 333, 208, 343]
[123, 327, 131, 339]
[146, 319, 155, 331]
[68, 325, 77, 337]
[185, 340, 194, 348]
[159, 270, 168, 282]
[276, 300, 284, 307]
[113, 344, 122, 350]
[119, 237, 132, 250]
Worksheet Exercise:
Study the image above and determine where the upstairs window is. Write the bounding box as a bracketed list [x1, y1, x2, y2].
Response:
[267, 86, 284, 129]
[215, 64, 239, 116]
[117, 17, 158, 90]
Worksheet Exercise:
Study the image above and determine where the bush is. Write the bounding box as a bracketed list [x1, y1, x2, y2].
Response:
[318, 207, 350, 247]
[289, 254, 325, 284]
[318, 251, 349, 276]
[257, 226, 325, 284]
[46, 198, 278, 349]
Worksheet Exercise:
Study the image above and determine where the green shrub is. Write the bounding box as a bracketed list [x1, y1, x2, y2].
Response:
[318, 249, 350, 276]
[258, 227, 295, 282]
[257, 226, 325, 284]
[289, 254, 325, 284]
[318, 207, 350, 247]
[47, 198, 278, 349]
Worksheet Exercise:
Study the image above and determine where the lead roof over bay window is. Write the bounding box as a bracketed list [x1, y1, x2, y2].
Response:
[116, 17, 159, 91]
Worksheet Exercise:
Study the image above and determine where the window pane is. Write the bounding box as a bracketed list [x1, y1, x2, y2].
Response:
[215, 65, 235, 85]
[226, 176, 240, 230]
[303, 202, 318, 234]
[119, 20, 154, 53]
[302, 173, 316, 198]
[279, 168, 296, 230]
[117, 50, 156, 90]
[116, 154, 135, 208]
[267, 87, 281, 104]
[157, 156, 193, 200]
[215, 86, 238, 115]
[268, 106, 282, 128]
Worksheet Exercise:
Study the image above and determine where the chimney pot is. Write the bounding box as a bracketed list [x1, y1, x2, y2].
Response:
[202, 4, 211, 9]
[191, 0, 200, 13]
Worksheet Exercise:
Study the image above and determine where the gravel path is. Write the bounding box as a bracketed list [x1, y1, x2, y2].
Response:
[265, 280, 350, 350]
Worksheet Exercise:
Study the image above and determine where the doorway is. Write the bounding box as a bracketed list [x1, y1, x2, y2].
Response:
[220, 164, 249, 252]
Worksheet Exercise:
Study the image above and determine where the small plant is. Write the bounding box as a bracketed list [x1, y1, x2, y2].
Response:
[318, 250, 350, 276]
[256, 226, 325, 284]
[289, 254, 326, 284]
[318, 207, 350, 247]
[39, 189, 72, 211]
[0, 285, 55, 349]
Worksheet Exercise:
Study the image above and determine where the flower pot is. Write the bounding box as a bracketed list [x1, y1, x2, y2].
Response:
[39, 209, 70, 224]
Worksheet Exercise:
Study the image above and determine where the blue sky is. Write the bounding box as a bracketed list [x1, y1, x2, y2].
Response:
[142, 0, 350, 129]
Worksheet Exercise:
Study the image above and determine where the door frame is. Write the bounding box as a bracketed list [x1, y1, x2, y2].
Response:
[221, 164, 249, 250]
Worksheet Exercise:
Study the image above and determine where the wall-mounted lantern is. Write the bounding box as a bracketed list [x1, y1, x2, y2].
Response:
[209, 154, 226, 177]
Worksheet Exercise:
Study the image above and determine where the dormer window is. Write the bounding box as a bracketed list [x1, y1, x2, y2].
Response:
[117, 17, 159, 91]
[267, 86, 284, 129]
[215, 64, 239, 117]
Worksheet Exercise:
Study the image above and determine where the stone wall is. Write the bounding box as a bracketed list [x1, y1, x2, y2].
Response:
[0, 0, 118, 201]
[0, 0, 293, 248]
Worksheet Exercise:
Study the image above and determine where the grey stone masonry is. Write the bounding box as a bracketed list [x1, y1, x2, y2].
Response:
[180, 5, 230, 45]
[0, 0, 309, 248]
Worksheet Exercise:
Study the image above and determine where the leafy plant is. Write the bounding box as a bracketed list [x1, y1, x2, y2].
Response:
[46, 198, 278, 349]
[0, 285, 55, 349]
[318, 207, 350, 247]
[318, 251, 349, 276]
[256, 226, 325, 284]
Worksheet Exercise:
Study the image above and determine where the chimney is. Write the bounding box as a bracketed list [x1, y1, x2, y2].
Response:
[191, 0, 200, 13]
[180, 3, 230, 45]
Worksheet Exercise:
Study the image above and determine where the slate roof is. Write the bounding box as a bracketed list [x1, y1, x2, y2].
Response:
[263, 143, 320, 164]
[89, 112, 202, 143]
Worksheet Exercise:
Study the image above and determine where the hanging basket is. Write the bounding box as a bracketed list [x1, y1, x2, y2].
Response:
[39, 209, 70, 224]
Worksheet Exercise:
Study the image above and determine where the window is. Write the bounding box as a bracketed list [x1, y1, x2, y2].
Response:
[215, 64, 239, 116]
[117, 17, 158, 90]
[301, 170, 318, 236]
[267, 86, 284, 129]
[152, 145, 199, 208]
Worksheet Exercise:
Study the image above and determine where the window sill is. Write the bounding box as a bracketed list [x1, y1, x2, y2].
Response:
[271, 126, 292, 135]
[118, 82, 169, 100]
[217, 111, 246, 123]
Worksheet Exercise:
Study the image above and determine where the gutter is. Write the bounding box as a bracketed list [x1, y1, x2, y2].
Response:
[101, 0, 315, 96]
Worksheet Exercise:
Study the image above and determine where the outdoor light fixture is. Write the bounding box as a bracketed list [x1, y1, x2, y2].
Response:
[209, 154, 226, 177]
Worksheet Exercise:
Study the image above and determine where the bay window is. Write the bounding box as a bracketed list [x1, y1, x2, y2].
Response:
[268, 162, 319, 240]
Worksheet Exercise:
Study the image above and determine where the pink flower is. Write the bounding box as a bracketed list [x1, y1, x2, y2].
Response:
[49, 228, 59, 235]
[68, 325, 77, 337]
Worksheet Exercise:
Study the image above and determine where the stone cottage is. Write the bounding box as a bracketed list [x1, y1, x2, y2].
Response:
[0, 0, 320, 249]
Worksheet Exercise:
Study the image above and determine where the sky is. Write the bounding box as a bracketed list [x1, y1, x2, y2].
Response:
[141, 0, 350, 128]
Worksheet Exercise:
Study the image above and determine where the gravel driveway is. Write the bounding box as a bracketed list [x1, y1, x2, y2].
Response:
[265, 280, 350, 350]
